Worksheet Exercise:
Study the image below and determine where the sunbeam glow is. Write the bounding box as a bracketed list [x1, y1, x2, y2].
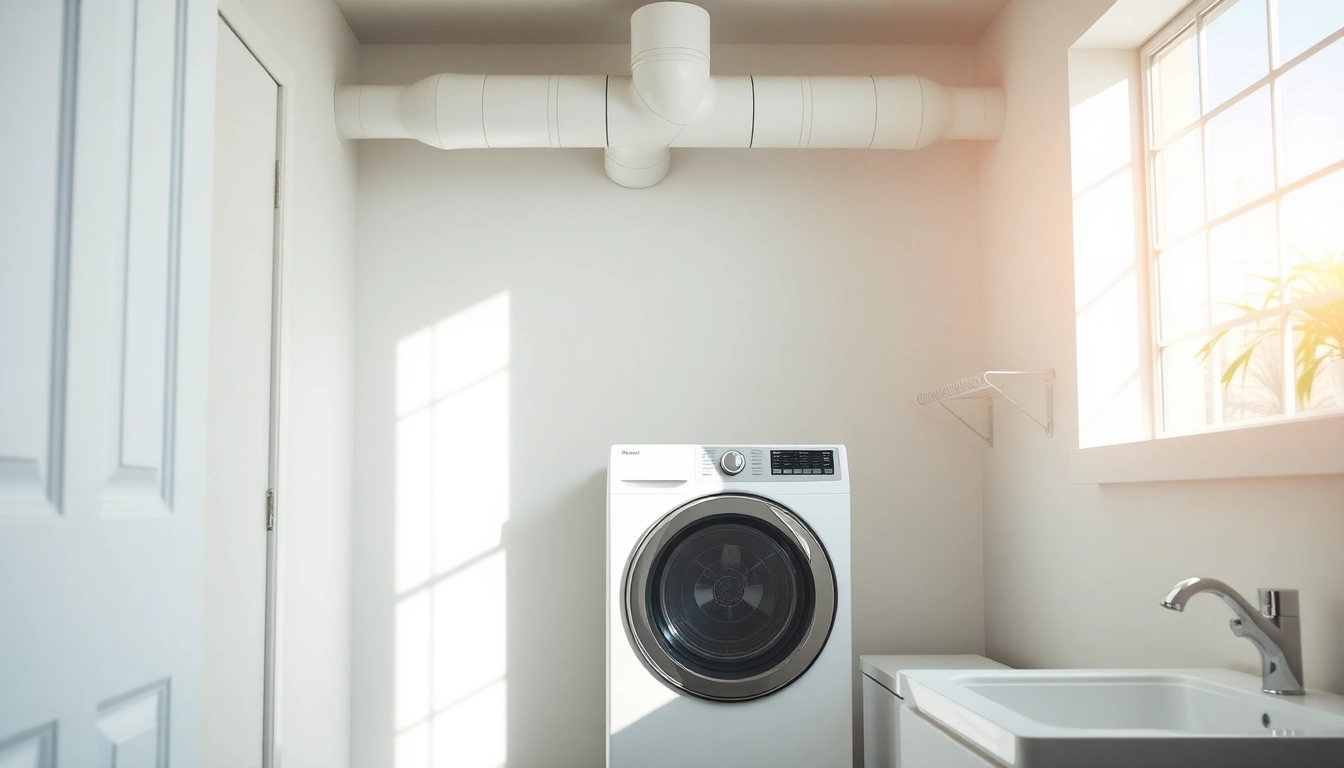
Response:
[395, 292, 511, 768]
[1070, 64, 1146, 447]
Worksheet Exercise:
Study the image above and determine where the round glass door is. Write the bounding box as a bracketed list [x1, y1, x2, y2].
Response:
[623, 494, 836, 702]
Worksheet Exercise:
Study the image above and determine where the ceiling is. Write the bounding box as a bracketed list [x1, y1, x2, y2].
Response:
[334, 0, 1011, 45]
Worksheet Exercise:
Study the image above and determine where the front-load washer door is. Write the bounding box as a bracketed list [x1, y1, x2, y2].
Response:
[623, 494, 837, 702]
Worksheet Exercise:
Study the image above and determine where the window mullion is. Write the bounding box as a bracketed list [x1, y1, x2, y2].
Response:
[1196, 13, 1223, 427]
[1206, 228, 1222, 426]
[1265, 0, 1295, 416]
[1266, 0, 1285, 193]
[1277, 189, 1295, 416]
[1150, 74, 1257, 155]
[1144, 40, 1166, 436]
[1282, 311, 1295, 414]
[1266, 0, 1281, 69]
[1156, 157, 1344, 251]
[1146, 16, 1344, 157]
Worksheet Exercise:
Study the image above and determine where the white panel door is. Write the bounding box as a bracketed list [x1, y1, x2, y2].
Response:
[201, 17, 278, 768]
[0, 0, 216, 764]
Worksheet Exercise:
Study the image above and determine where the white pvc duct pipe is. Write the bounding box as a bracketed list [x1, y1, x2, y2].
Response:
[335, 2, 1006, 188]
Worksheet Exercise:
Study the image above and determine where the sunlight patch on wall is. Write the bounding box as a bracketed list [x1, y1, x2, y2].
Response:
[396, 402, 433, 594]
[1069, 57, 1147, 448]
[395, 292, 511, 768]
[433, 551, 507, 710]
[1070, 79, 1132, 192]
[395, 590, 431, 731]
[433, 373, 509, 574]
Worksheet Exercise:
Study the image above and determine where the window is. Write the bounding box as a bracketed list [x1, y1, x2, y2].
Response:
[1142, 0, 1344, 436]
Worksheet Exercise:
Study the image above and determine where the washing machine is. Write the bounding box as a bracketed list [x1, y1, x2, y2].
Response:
[607, 444, 852, 768]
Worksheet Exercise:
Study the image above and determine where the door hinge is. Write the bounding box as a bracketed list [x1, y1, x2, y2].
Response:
[274, 160, 281, 209]
[266, 488, 276, 531]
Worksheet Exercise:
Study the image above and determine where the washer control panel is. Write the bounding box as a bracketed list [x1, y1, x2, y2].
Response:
[770, 449, 835, 476]
[696, 446, 841, 481]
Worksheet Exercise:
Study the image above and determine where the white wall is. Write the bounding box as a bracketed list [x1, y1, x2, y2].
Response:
[232, 1, 360, 766]
[351, 43, 988, 767]
[975, 0, 1344, 693]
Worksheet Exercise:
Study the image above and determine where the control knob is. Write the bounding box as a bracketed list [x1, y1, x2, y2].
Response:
[720, 450, 745, 476]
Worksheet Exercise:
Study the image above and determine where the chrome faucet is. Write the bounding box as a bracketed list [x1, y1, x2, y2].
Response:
[1161, 577, 1304, 695]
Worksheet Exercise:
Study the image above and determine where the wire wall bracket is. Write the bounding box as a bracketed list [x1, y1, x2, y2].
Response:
[917, 370, 1054, 447]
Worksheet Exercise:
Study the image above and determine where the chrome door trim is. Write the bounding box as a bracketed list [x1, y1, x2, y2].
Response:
[770, 506, 812, 562]
[622, 494, 837, 702]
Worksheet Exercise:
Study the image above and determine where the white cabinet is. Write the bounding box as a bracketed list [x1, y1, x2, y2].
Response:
[861, 654, 1008, 768]
[899, 705, 999, 768]
[863, 674, 901, 767]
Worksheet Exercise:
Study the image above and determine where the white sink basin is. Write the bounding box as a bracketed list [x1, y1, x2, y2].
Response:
[902, 668, 1344, 768]
[963, 672, 1337, 734]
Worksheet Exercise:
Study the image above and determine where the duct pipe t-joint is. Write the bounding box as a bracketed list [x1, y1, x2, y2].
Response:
[332, 2, 1007, 188]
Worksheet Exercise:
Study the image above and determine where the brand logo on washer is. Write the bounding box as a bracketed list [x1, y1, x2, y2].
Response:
[620, 450, 640, 455]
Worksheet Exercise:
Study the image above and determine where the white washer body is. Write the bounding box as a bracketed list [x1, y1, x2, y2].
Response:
[607, 444, 853, 768]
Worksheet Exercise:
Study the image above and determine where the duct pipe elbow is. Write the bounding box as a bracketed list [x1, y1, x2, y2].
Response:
[629, 2, 711, 125]
[604, 148, 671, 188]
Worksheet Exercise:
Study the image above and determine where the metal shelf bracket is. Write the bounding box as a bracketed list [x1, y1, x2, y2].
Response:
[917, 370, 1054, 447]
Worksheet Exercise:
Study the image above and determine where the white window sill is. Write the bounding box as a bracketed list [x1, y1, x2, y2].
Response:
[1070, 413, 1344, 484]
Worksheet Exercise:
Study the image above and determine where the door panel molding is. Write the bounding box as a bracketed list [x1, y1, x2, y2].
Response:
[0, 0, 80, 519]
[101, 0, 190, 518]
[96, 679, 170, 768]
[0, 721, 58, 768]
[0, 0, 214, 759]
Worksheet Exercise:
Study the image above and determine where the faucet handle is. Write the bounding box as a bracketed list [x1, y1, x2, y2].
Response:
[1258, 589, 1299, 618]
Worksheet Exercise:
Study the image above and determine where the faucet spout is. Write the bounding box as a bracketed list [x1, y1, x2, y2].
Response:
[1161, 576, 1256, 615]
[1160, 577, 1304, 696]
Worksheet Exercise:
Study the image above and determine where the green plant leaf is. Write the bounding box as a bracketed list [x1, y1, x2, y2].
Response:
[1220, 327, 1280, 389]
[1194, 250, 1344, 397]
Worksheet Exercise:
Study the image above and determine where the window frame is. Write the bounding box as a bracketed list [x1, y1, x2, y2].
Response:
[1139, 0, 1344, 437]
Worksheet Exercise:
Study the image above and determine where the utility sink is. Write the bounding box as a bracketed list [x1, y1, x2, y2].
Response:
[901, 668, 1344, 768]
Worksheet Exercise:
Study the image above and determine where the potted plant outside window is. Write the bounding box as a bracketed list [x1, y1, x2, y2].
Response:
[1198, 251, 1344, 408]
